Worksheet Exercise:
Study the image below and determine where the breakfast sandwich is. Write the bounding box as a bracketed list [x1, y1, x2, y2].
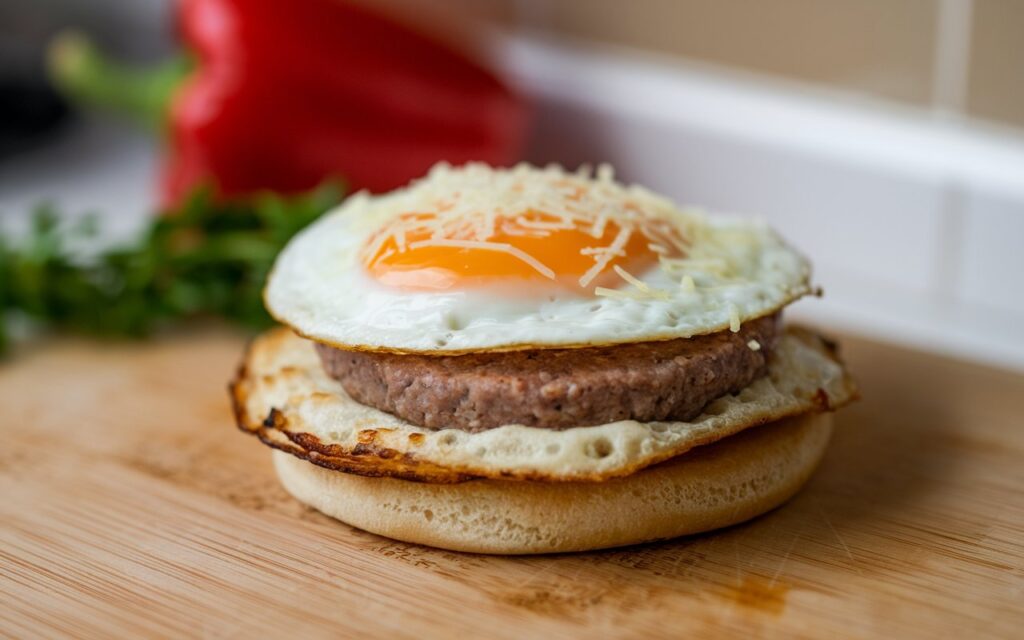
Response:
[230, 163, 857, 554]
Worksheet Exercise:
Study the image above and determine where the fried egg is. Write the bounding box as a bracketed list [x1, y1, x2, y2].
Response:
[265, 163, 811, 352]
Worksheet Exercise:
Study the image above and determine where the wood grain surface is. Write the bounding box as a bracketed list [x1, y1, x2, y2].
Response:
[1, 327, 1022, 639]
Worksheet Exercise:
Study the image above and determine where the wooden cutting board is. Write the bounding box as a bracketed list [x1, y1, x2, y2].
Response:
[1, 327, 1022, 639]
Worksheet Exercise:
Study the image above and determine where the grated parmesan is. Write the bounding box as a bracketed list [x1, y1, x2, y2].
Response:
[611, 265, 672, 300]
[579, 226, 632, 288]
[407, 239, 556, 280]
[354, 163, 695, 294]
[729, 304, 741, 332]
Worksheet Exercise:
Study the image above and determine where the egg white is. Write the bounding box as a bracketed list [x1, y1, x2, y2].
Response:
[265, 192, 812, 353]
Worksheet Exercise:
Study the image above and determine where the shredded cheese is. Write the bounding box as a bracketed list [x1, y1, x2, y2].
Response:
[395, 225, 407, 253]
[514, 216, 575, 231]
[609, 265, 671, 300]
[579, 226, 631, 288]
[356, 163, 699, 291]
[728, 305, 741, 332]
[407, 239, 556, 280]
[594, 286, 645, 300]
[362, 230, 391, 267]
[580, 246, 626, 257]
[747, 339, 761, 351]
[612, 264, 650, 292]
[659, 256, 731, 275]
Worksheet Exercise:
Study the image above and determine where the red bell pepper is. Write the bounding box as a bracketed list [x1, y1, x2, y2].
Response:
[51, 0, 529, 205]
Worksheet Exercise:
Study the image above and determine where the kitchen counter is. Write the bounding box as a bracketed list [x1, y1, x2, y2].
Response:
[1, 327, 1021, 638]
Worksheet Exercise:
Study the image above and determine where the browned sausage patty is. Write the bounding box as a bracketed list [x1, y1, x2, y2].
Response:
[315, 314, 779, 432]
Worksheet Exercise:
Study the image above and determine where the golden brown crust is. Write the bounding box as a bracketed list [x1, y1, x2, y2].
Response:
[231, 351, 474, 483]
[229, 326, 857, 485]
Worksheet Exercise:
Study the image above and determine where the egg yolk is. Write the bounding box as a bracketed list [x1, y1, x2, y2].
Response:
[363, 211, 685, 294]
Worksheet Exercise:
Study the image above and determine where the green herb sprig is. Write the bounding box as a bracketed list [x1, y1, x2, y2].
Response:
[0, 182, 344, 353]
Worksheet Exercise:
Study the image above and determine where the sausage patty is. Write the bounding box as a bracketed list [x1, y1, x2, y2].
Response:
[315, 314, 780, 432]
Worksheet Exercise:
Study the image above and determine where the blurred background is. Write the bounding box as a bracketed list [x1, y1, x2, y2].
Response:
[1, 0, 1022, 369]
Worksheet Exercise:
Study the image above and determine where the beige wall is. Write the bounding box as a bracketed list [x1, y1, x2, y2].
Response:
[362, 0, 1023, 131]
[968, 0, 1024, 129]
[533, 0, 938, 106]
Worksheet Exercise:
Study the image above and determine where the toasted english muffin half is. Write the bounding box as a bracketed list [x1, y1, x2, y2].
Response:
[272, 412, 833, 554]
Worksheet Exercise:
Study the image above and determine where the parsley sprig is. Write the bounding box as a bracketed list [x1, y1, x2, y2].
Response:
[0, 182, 343, 353]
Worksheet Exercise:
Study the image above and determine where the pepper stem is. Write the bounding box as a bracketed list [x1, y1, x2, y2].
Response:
[47, 30, 191, 132]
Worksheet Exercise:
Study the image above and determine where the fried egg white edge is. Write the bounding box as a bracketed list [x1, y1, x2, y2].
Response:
[264, 201, 813, 352]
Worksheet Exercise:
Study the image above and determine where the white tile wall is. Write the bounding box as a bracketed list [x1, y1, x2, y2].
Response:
[957, 192, 1024, 316]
